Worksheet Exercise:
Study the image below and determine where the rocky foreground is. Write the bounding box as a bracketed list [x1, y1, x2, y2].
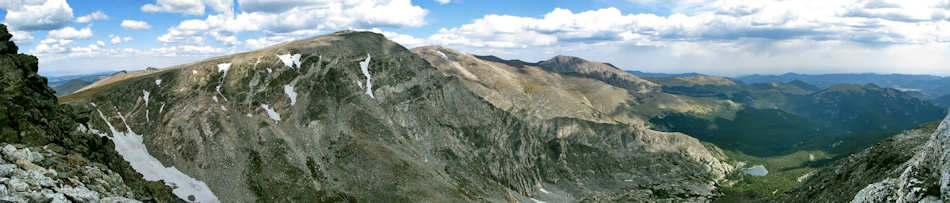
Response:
[780, 114, 950, 202]
[0, 24, 182, 202]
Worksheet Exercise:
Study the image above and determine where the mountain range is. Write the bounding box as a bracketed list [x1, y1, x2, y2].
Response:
[3, 25, 949, 202]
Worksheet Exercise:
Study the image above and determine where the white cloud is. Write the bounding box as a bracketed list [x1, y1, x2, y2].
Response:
[121, 20, 152, 30]
[141, 0, 205, 15]
[9, 29, 34, 45]
[425, 1, 950, 76]
[32, 38, 72, 54]
[158, 0, 428, 47]
[434, 0, 450, 5]
[48, 26, 92, 39]
[110, 34, 133, 44]
[141, 0, 233, 15]
[1, 0, 74, 31]
[361, 28, 426, 47]
[245, 35, 296, 49]
[76, 10, 108, 23]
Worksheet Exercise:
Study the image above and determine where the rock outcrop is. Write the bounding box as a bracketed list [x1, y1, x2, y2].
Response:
[779, 113, 950, 202]
[0, 24, 181, 202]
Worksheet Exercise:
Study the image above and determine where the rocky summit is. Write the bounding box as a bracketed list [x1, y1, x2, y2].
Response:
[0, 25, 181, 202]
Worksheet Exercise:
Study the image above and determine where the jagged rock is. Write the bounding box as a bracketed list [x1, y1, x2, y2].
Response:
[0, 24, 183, 202]
[100, 197, 142, 203]
[0, 164, 15, 177]
[0, 25, 17, 55]
[5, 178, 26, 192]
[56, 185, 99, 202]
[781, 116, 950, 202]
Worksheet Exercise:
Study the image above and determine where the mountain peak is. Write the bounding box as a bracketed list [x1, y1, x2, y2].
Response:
[537, 55, 657, 93]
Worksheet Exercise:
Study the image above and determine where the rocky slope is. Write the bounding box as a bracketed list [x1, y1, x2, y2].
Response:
[0, 24, 180, 202]
[411, 46, 740, 127]
[63, 31, 734, 202]
[52, 79, 94, 96]
[538, 55, 658, 94]
[791, 84, 946, 132]
[779, 114, 950, 202]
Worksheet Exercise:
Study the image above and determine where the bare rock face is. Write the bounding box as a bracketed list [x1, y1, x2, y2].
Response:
[780, 113, 950, 202]
[0, 24, 181, 202]
[66, 31, 733, 202]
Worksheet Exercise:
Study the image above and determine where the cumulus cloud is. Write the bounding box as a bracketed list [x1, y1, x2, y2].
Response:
[9, 29, 35, 45]
[121, 20, 152, 30]
[244, 35, 296, 49]
[48, 26, 92, 39]
[32, 38, 73, 55]
[109, 34, 133, 44]
[141, 0, 233, 15]
[76, 10, 108, 23]
[158, 0, 428, 47]
[424, 0, 950, 76]
[431, 1, 950, 49]
[1, 0, 74, 31]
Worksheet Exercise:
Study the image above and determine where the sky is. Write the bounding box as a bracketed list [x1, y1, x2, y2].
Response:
[3, 0, 950, 77]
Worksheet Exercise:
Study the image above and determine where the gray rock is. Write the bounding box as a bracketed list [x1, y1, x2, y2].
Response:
[29, 151, 42, 163]
[25, 191, 51, 202]
[22, 170, 55, 187]
[5, 178, 27, 192]
[15, 159, 47, 175]
[1, 145, 15, 162]
[56, 185, 100, 203]
[100, 197, 142, 203]
[0, 194, 27, 203]
[3, 148, 30, 163]
[0, 164, 16, 177]
[48, 193, 68, 203]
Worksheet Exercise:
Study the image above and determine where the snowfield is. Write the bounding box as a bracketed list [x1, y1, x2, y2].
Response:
[92, 105, 220, 202]
[359, 54, 374, 98]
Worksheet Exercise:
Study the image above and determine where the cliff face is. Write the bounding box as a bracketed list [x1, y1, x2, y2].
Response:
[65, 31, 733, 202]
[780, 113, 950, 202]
[0, 24, 181, 202]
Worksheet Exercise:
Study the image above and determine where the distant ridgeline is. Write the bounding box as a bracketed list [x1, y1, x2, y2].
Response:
[637, 72, 946, 157]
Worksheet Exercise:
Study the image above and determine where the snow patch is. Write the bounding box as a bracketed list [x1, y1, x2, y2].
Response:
[220, 105, 228, 111]
[356, 80, 363, 89]
[435, 50, 448, 59]
[215, 85, 227, 101]
[246, 114, 252, 118]
[92, 107, 219, 202]
[283, 85, 297, 105]
[155, 79, 162, 86]
[359, 54, 375, 98]
[159, 103, 165, 113]
[261, 104, 281, 123]
[192, 70, 197, 75]
[277, 53, 301, 68]
[539, 188, 550, 194]
[217, 63, 231, 78]
[212, 95, 218, 102]
[143, 90, 150, 122]
[530, 198, 546, 203]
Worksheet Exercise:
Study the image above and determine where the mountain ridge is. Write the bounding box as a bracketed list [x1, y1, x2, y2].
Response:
[66, 31, 735, 202]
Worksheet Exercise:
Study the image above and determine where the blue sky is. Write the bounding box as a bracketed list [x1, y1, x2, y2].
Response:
[4, 0, 950, 77]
